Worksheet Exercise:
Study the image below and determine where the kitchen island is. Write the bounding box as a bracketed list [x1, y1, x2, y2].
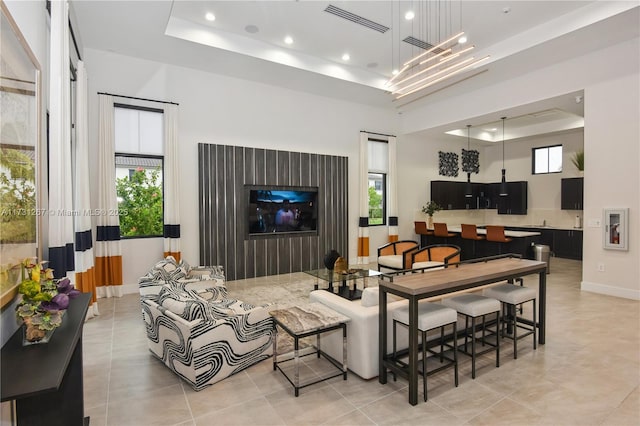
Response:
[420, 226, 541, 260]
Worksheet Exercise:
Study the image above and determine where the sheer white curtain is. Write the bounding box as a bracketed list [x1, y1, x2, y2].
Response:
[163, 104, 181, 261]
[95, 94, 123, 298]
[387, 136, 398, 242]
[74, 61, 99, 318]
[48, 0, 75, 279]
[357, 132, 370, 264]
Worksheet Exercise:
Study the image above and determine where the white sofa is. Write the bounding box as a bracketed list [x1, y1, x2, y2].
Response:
[309, 287, 410, 380]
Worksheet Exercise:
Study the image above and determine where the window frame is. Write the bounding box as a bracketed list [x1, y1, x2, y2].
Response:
[367, 171, 387, 226]
[113, 103, 165, 239]
[532, 144, 563, 175]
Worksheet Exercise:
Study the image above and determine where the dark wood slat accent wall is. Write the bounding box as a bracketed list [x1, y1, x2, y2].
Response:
[199, 143, 348, 281]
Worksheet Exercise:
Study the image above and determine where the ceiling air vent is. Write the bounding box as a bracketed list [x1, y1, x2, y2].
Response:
[324, 5, 389, 33]
[403, 36, 445, 55]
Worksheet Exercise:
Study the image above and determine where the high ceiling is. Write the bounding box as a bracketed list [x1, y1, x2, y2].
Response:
[71, 1, 639, 140]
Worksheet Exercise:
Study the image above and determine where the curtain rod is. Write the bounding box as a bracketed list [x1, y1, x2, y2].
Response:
[360, 130, 396, 138]
[97, 92, 179, 106]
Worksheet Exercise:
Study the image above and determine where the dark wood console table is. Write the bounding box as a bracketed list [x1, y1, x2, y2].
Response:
[378, 257, 547, 406]
[1, 292, 91, 425]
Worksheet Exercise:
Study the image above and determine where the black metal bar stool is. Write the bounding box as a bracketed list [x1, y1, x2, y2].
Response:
[392, 302, 458, 401]
[483, 283, 537, 359]
[442, 294, 501, 379]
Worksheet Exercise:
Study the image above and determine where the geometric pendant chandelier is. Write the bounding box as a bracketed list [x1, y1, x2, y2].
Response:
[386, 1, 490, 100]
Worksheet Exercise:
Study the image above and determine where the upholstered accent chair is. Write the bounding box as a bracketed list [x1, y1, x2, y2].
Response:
[411, 244, 461, 270]
[377, 240, 419, 272]
[139, 257, 274, 390]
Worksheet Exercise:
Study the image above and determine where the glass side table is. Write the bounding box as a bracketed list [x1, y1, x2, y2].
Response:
[304, 268, 382, 300]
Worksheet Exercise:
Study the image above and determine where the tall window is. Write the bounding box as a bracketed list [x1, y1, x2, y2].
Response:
[368, 139, 388, 226]
[114, 105, 164, 237]
[532, 145, 563, 174]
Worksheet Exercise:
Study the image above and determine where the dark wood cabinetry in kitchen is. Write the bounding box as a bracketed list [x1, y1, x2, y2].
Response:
[561, 177, 584, 210]
[430, 180, 527, 215]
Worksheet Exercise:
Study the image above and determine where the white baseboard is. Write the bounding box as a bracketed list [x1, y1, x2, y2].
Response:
[581, 281, 640, 300]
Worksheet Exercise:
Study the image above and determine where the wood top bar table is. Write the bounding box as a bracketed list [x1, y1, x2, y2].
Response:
[377, 256, 547, 406]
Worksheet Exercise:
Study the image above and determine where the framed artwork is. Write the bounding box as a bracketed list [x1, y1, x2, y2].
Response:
[0, 2, 43, 308]
[603, 208, 628, 251]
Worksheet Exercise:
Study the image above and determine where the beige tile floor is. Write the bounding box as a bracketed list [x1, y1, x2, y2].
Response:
[83, 258, 640, 425]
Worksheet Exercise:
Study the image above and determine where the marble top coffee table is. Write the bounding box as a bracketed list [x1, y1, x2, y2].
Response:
[270, 303, 350, 396]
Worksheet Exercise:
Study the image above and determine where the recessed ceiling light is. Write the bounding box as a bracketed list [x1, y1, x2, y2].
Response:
[284, 36, 293, 45]
[342, 53, 350, 61]
[245, 25, 259, 34]
[405, 11, 415, 20]
[458, 35, 467, 44]
[205, 12, 215, 22]
[392, 69, 399, 75]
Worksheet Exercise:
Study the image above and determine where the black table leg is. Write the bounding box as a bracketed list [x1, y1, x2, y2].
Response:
[538, 270, 546, 344]
[378, 288, 388, 384]
[408, 297, 419, 406]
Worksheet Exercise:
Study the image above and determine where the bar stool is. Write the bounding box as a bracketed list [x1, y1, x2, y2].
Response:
[442, 294, 500, 379]
[485, 225, 512, 255]
[392, 302, 458, 401]
[414, 221, 433, 246]
[433, 223, 456, 244]
[483, 283, 537, 359]
[461, 224, 485, 259]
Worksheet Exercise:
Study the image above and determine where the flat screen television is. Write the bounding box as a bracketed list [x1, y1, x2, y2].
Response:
[247, 186, 319, 236]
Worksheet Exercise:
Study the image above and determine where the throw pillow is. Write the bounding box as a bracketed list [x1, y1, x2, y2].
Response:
[158, 284, 216, 322]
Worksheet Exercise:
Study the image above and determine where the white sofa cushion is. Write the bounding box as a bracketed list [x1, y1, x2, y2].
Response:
[360, 286, 402, 307]
[411, 260, 444, 270]
[377, 255, 404, 269]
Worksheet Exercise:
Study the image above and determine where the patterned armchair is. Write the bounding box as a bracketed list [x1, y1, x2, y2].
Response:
[139, 257, 274, 390]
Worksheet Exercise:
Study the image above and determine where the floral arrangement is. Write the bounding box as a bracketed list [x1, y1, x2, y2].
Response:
[422, 201, 442, 217]
[16, 258, 80, 342]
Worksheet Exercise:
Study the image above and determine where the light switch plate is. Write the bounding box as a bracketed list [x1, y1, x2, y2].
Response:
[588, 219, 601, 228]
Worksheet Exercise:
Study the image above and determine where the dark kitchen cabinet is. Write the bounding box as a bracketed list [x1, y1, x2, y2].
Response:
[561, 177, 584, 210]
[497, 181, 528, 215]
[430, 180, 527, 213]
[553, 229, 583, 260]
[431, 181, 473, 210]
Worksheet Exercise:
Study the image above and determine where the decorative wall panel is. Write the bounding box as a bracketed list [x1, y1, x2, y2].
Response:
[198, 144, 348, 281]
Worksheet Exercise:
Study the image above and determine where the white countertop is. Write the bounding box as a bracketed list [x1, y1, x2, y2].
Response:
[445, 226, 540, 238]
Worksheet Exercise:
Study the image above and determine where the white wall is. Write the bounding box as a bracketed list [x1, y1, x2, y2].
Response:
[397, 36, 640, 299]
[83, 49, 397, 286]
[581, 73, 640, 299]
